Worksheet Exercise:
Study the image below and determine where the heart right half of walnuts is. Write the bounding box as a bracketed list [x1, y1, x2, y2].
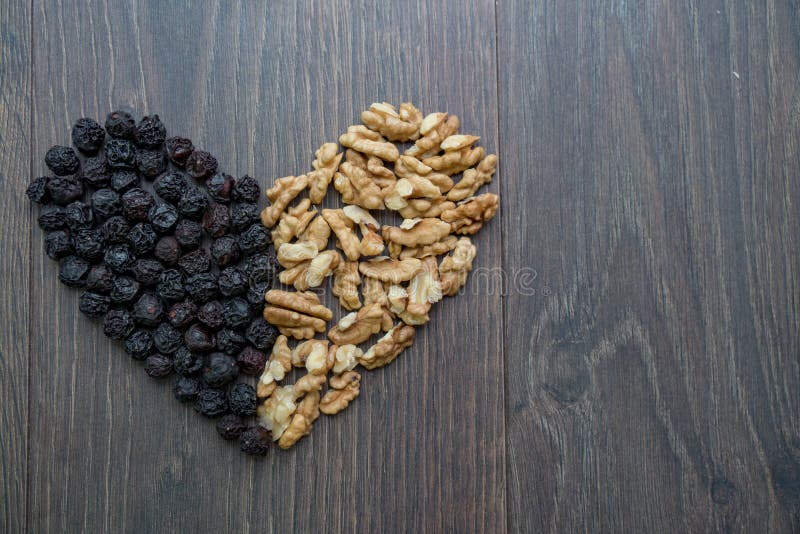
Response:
[257, 102, 500, 449]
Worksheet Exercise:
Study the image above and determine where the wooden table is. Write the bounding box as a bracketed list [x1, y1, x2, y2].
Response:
[2, 1, 798, 532]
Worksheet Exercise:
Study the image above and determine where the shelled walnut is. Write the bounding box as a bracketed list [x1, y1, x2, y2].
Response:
[257, 102, 500, 449]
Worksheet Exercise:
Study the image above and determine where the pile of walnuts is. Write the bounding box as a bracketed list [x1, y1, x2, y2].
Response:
[257, 102, 499, 449]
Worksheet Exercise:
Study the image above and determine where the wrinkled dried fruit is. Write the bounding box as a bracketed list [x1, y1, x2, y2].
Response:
[239, 426, 270, 456]
[58, 255, 90, 287]
[105, 139, 137, 169]
[91, 189, 121, 219]
[132, 292, 164, 326]
[134, 115, 166, 149]
[125, 330, 154, 360]
[237, 346, 267, 376]
[185, 150, 218, 180]
[165, 137, 194, 166]
[194, 388, 228, 417]
[202, 352, 239, 387]
[45, 145, 80, 175]
[136, 149, 167, 180]
[154, 171, 188, 203]
[216, 414, 247, 440]
[46, 175, 83, 206]
[173, 346, 203, 376]
[172, 376, 201, 402]
[228, 382, 257, 416]
[103, 309, 135, 340]
[44, 231, 74, 260]
[79, 292, 111, 319]
[26, 177, 50, 204]
[152, 322, 183, 354]
[167, 300, 197, 329]
[153, 236, 181, 266]
[121, 188, 155, 222]
[184, 323, 215, 352]
[74, 118, 108, 154]
[145, 353, 173, 378]
[105, 110, 136, 139]
[206, 173, 235, 203]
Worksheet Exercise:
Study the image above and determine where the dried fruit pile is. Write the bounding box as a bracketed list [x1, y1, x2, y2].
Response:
[257, 103, 499, 449]
[27, 111, 278, 456]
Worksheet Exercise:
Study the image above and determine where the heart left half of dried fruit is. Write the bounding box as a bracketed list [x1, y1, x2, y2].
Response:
[26, 102, 499, 457]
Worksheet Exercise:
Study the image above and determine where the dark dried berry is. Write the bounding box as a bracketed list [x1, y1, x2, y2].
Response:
[44, 231, 74, 260]
[202, 352, 239, 387]
[86, 264, 114, 294]
[206, 173, 235, 203]
[110, 170, 138, 192]
[232, 175, 260, 203]
[216, 414, 246, 440]
[144, 353, 173, 378]
[80, 157, 109, 188]
[72, 229, 105, 262]
[104, 244, 134, 273]
[174, 219, 202, 250]
[125, 329, 153, 360]
[152, 322, 182, 354]
[26, 176, 50, 204]
[177, 249, 211, 275]
[110, 276, 140, 305]
[64, 201, 94, 231]
[223, 298, 251, 329]
[105, 110, 136, 139]
[148, 203, 179, 233]
[230, 203, 259, 232]
[185, 272, 218, 303]
[173, 346, 202, 375]
[185, 150, 218, 180]
[197, 300, 225, 330]
[46, 175, 83, 206]
[172, 376, 201, 402]
[38, 206, 67, 231]
[165, 137, 194, 166]
[101, 215, 131, 244]
[121, 188, 154, 222]
[177, 187, 208, 220]
[157, 268, 185, 302]
[105, 139, 137, 169]
[132, 292, 164, 326]
[132, 258, 164, 286]
[211, 236, 240, 266]
[239, 426, 270, 456]
[238, 224, 271, 256]
[237, 346, 267, 376]
[103, 309, 135, 340]
[126, 223, 157, 255]
[82, 156, 110, 188]
[134, 115, 166, 148]
[153, 171, 187, 204]
[45, 145, 80, 175]
[153, 236, 181, 266]
[79, 292, 111, 319]
[215, 328, 245, 355]
[91, 189, 121, 219]
[58, 256, 90, 287]
[184, 323, 215, 352]
[202, 203, 230, 237]
[194, 387, 228, 417]
[71, 117, 105, 154]
[246, 281, 270, 314]
[218, 266, 248, 297]
[228, 383, 257, 417]
[167, 300, 196, 329]
[136, 149, 167, 180]
[245, 252, 279, 285]
[245, 318, 278, 351]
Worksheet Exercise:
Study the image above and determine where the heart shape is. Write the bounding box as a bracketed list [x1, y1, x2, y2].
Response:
[255, 102, 499, 449]
[26, 102, 499, 456]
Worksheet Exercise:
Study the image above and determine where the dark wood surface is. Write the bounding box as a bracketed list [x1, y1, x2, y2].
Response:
[1, 1, 798, 532]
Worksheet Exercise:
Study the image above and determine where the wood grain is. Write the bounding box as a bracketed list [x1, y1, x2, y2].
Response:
[499, 0, 800, 532]
[0, 1, 30, 532]
[27, 1, 503, 533]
